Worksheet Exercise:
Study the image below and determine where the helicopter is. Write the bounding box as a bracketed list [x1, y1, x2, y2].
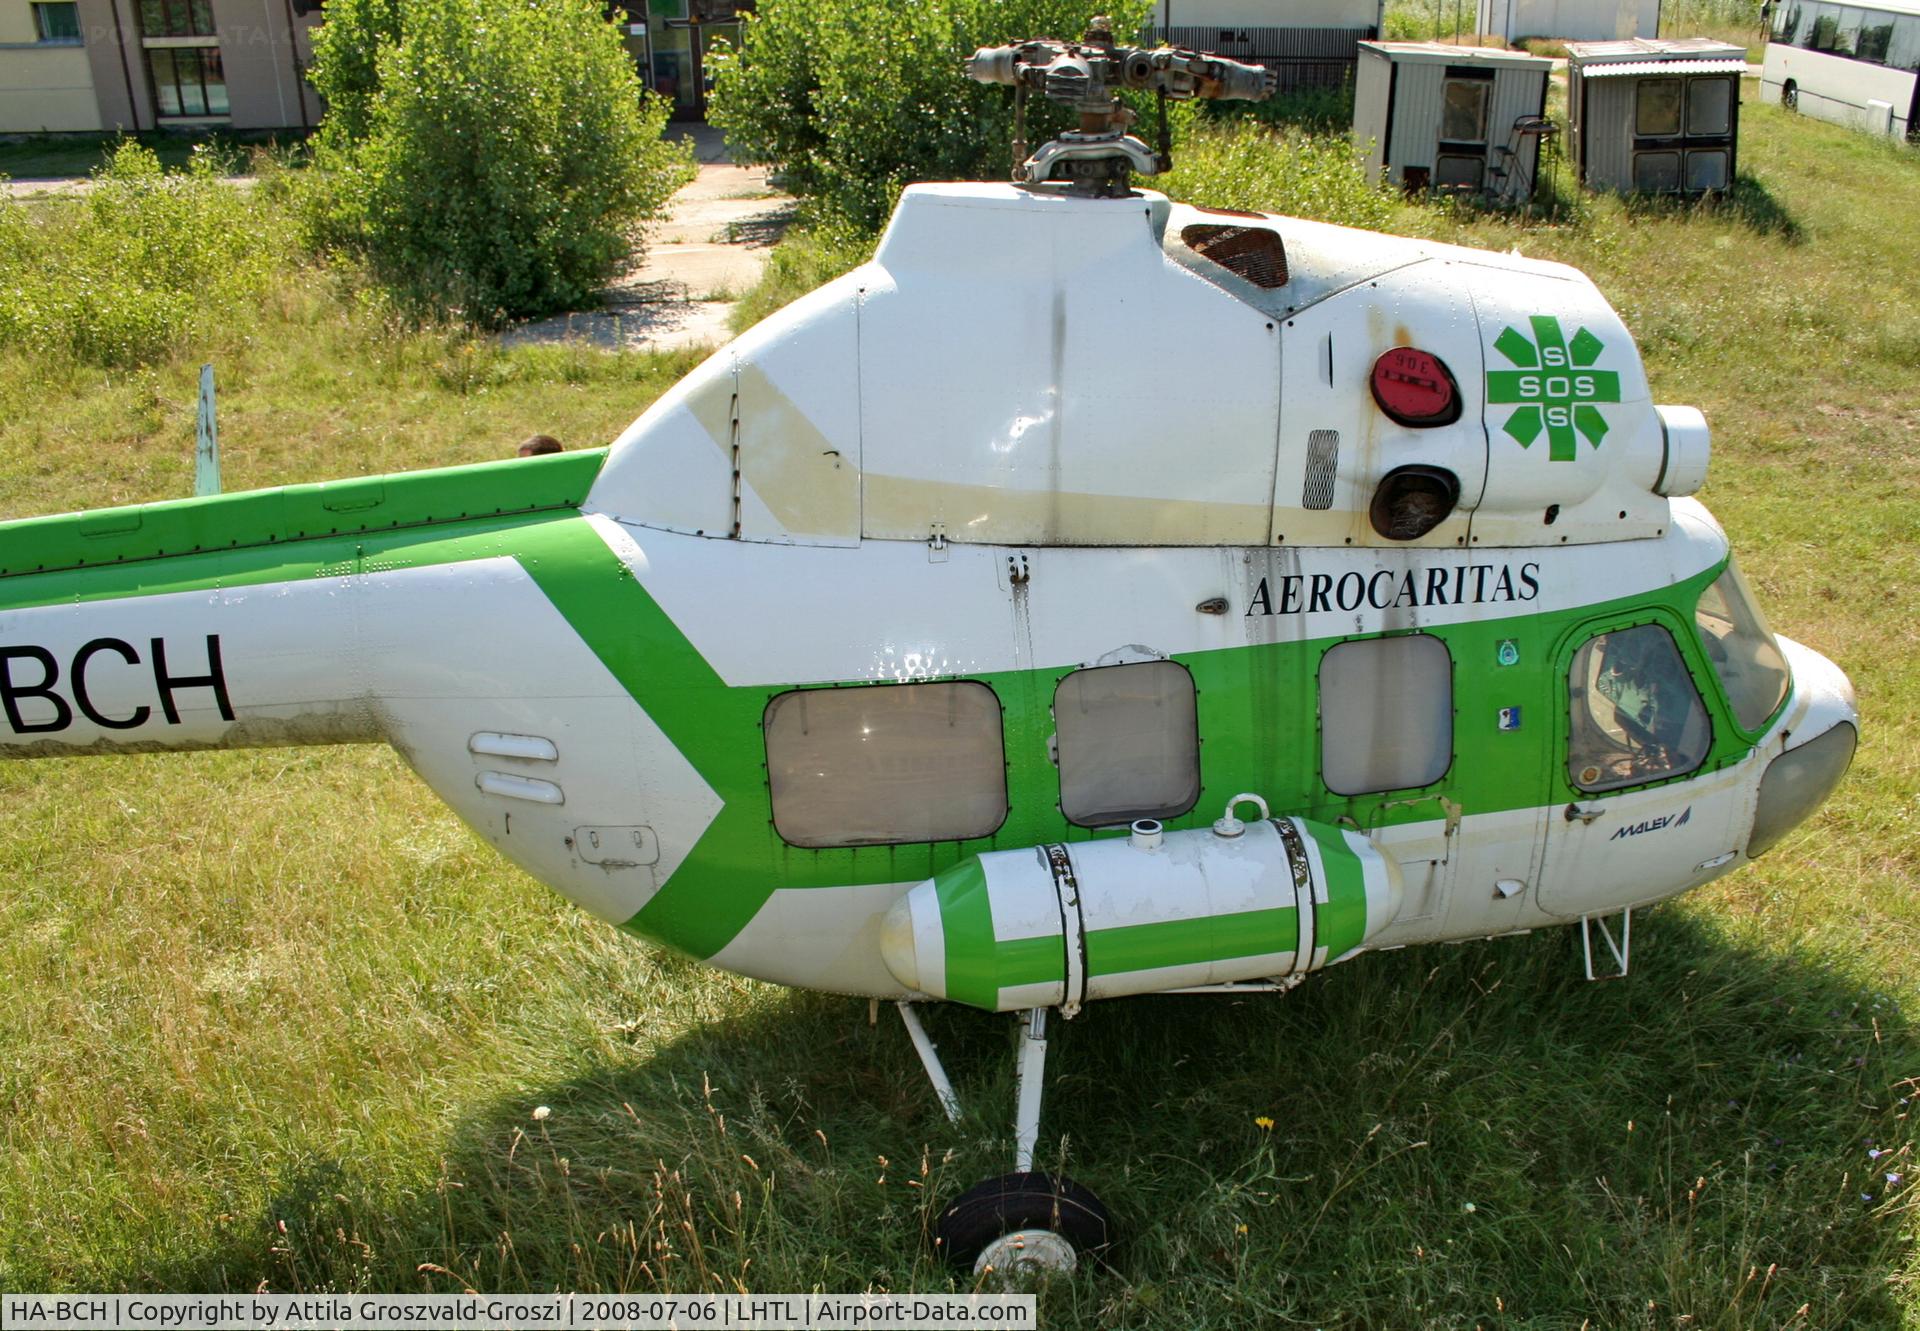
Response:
[0, 25, 1858, 1279]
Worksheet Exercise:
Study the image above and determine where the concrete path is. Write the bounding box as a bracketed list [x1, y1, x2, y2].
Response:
[502, 124, 794, 354]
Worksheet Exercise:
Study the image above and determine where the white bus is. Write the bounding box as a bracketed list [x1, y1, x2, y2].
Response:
[1761, 0, 1920, 136]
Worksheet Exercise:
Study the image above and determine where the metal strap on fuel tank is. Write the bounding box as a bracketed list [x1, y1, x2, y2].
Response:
[1275, 817, 1316, 976]
[1042, 843, 1089, 1017]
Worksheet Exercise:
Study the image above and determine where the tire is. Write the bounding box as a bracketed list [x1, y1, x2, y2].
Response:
[933, 1172, 1113, 1270]
[1782, 80, 1798, 111]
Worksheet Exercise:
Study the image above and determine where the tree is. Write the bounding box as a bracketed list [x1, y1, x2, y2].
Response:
[308, 0, 692, 324]
[708, 0, 1149, 231]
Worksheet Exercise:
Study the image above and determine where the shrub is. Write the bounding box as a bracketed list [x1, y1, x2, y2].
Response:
[307, 0, 693, 325]
[1154, 120, 1398, 231]
[0, 141, 279, 367]
[709, 0, 1151, 230]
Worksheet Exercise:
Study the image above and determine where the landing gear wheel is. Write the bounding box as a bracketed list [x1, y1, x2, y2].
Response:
[1782, 80, 1798, 110]
[935, 1172, 1113, 1277]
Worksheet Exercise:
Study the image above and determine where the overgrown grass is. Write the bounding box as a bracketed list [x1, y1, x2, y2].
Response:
[1, 86, 1917, 1325]
[0, 142, 286, 367]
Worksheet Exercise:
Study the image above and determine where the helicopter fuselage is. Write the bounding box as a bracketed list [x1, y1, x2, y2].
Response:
[0, 184, 1858, 1012]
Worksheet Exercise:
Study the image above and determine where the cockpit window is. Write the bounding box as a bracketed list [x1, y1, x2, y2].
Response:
[1694, 562, 1791, 731]
[1568, 624, 1710, 792]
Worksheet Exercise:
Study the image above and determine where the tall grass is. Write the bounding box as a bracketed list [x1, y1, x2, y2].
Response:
[0, 142, 281, 368]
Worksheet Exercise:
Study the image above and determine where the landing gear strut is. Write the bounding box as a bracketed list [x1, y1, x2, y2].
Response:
[898, 1003, 1114, 1276]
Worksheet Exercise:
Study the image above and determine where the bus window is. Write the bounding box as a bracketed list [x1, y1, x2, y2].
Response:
[1568, 625, 1710, 792]
[1694, 563, 1791, 731]
[1888, 13, 1920, 70]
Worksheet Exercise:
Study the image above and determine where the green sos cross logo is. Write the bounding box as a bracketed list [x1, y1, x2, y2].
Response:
[1486, 316, 1621, 462]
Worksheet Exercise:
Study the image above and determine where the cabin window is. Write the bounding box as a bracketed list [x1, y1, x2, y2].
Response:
[1694, 563, 1791, 731]
[1319, 635, 1453, 796]
[1054, 661, 1201, 826]
[1567, 624, 1710, 792]
[764, 682, 1007, 848]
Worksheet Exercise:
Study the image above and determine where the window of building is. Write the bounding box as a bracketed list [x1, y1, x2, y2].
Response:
[1636, 79, 1683, 135]
[1054, 661, 1200, 826]
[1568, 624, 1710, 792]
[1684, 149, 1729, 191]
[764, 681, 1007, 848]
[1687, 77, 1733, 135]
[1441, 78, 1491, 141]
[1632, 150, 1682, 191]
[147, 47, 228, 117]
[1319, 635, 1453, 796]
[1694, 563, 1790, 731]
[139, 0, 214, 36]
[33, 3, 81, 43]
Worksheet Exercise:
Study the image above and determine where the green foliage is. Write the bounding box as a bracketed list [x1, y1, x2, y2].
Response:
[0, 142, 279, 368]
[306, 0, 693, 325]
[304, 0, 404, 148]
[708, 0, 1152, 230]
[1155, 119, 1398, 230]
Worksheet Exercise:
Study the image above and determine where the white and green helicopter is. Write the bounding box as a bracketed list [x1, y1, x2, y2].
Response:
[0, 29, 1857, 1277]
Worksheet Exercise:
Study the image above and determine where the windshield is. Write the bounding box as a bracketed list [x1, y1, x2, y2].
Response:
[1694, 562, 1791, 731]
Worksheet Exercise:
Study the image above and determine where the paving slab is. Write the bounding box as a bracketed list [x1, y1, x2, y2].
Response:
[504, 130, 794, 353]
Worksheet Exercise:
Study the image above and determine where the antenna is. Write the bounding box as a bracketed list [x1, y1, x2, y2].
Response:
[967, 16, 1276, 198]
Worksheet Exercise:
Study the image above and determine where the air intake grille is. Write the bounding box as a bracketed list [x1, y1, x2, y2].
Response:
[1303, 430, 1339, 509]
[1181, 224, 1289, 289]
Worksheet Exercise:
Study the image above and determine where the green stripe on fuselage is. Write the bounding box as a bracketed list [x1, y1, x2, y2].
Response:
[0, 450, 606, 587]
[0, 483, 1755, 968]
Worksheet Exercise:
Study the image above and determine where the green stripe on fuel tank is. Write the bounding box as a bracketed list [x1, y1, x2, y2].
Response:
[932, 857, 1063, 1010]
[1300, 819, 1368, 960]
[1084, 905, 1299, 978]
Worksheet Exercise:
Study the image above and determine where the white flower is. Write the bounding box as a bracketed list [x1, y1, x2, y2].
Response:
[532, 1105, 552, 1121]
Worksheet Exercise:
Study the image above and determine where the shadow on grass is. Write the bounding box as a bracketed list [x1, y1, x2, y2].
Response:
[144, 911, 1915, 1325]
[1622, 171, 1808, 242]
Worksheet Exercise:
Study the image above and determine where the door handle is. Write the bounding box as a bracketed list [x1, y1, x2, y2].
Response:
[1565, 801, 1606, 824]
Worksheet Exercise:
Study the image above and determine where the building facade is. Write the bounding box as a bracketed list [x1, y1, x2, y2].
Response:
[1147, 0, 1386, 91]
[0, 0, 318, 134]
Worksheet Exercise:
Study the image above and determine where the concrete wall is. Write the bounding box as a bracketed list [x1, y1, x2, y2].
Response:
[0, 1, 104, 131]
[212, 0, 318, 130]
[60, 0, 317, 132]
[1353, 45, 1391, 178]
[1479, 0, 1658, 42]
[1153, 0, 1380, 30]
[75, 0, 140, 129]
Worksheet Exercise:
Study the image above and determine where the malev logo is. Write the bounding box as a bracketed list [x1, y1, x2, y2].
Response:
[1609, 806, 1692, 840]
[1486, 316, 1622, 462]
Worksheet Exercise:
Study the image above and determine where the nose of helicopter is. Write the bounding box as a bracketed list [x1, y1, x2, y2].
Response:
[1749, 637, 1859, 858]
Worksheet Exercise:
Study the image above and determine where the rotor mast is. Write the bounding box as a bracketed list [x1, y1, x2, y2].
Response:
[966, 16, 1275, 197]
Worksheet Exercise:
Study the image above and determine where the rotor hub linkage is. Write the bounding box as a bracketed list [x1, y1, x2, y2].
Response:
[967, 16, 1275, 197]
